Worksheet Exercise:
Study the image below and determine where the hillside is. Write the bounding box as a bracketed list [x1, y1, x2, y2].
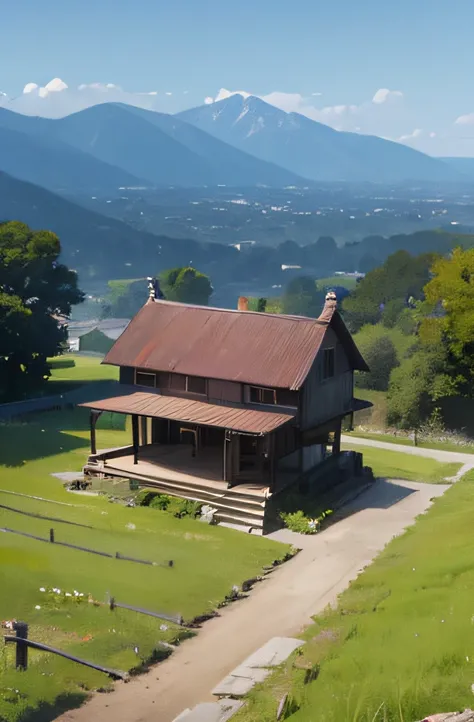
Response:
[0, 171, 219, 278]
[0, 104, 304, 188]
[440, 157, 474, 178]
[178, 95, 461, 184]
[0, 119, 142, 192]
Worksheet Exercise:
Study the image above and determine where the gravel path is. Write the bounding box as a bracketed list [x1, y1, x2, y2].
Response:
[56, 478, 447, 722]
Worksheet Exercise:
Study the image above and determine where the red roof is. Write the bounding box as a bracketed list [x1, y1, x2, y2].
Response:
[103, 299, 368, 390]
[80, 386, 295, 435]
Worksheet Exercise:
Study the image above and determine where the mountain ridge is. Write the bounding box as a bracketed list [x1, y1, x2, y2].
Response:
[178, 94, 461, 184]
[0, 103, 306, 190]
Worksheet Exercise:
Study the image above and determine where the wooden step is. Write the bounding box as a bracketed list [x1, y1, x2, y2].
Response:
[88, 462, 269, 505]
[214, 510, 264, 529]
[84, 464, 267, 523]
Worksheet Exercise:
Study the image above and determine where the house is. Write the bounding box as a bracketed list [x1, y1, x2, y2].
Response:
[80, 291, 370, 532]
[67, 319, 130, 353]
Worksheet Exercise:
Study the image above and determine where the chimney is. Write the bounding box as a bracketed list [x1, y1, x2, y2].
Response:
[147, 277, 164, 302]
[318, 290, 338, 322]
[238, 296, 249, 312]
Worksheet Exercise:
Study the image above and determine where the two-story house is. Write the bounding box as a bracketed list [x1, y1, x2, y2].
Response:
[80, 291, 369, 531]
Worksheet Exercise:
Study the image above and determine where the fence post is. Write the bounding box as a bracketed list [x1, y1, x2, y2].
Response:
[110, 596, 116, 611]
[14, 622, 28, 670]
[49, 528, 55, 543]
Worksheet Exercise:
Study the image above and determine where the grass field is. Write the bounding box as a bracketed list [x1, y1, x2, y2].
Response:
[0, 408, 287, 722]
[48, 354, 119, 385]
[235, 471, 474, 722]
[317, 275, 360, 291]
[342, 443, 461, 483]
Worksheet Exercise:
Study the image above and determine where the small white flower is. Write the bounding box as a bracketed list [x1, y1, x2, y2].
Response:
[160, 624, 168, 632]
[65, 593, 72, 597]
[35, 605, 41, 610]
[39, 587, 46, 592]
[79, 593, 84, 597]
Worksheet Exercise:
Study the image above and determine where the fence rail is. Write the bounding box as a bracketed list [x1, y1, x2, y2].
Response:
[0, 526, 174, 568]
[4, 623, 128, 681]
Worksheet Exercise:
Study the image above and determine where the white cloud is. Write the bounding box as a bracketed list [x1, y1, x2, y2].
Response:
[45, 78, 68, 93]
[372, 88, 403, 104]
[23, 82, 39, 94]
[455, 113, 474, 125]
[1, 77, 179, 117]
[398, 128, 423, 141]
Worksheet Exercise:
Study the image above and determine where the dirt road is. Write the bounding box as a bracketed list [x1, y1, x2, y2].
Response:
[57, 478, 447, 722]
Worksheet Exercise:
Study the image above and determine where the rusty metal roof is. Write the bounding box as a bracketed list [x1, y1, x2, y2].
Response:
[103, 299, 367, 390]
[80, 386, 295, 435]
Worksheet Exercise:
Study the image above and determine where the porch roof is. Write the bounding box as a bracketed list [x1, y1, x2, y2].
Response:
[80, 386, 296, 435]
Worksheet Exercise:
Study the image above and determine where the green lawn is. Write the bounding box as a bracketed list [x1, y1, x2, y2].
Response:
[48, 354, 119, 385]
[317, 275, 359, 291]
[235, 471, 474, 722]
[342, 443, 461, 483]
[0, 408, 287, 721]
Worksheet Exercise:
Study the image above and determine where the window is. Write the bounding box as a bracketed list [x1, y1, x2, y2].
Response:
[186, 376, 207, 395]
[135, 371, 156, 388]
[249, 386, 276, 404]
[322, 348, 335, 380]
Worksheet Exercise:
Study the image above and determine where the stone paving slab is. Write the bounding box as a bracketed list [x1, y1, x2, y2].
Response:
[173, 699, 243, 722]
[212, 637, 303, 698]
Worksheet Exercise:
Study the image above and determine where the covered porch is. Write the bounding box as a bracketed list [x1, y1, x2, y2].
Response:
[80, 386, 297, 493]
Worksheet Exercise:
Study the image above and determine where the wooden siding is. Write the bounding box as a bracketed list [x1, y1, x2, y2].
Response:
[207, 379, 242, 404]
[301, 328, 354, 429]
[119, 366, 134, 385]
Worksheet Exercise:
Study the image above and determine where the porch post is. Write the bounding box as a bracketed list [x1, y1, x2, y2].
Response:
[132, 414, 139, 465]
[223, 430, 231, 483]
[90, 410, 98, 455]
[269, 433, 276, 490]
[333, 421, 342, 456]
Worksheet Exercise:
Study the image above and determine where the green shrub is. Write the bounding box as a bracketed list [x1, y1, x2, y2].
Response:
[49, 357, 76, 369]
[149, 493, 172, 511]
[280, 509, 332, 534]
[167, 497, 201, 519]
[139, 492, 201, 518]
[134, 490, 158, 506]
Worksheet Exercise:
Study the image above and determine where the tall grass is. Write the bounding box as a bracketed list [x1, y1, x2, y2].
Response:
[236, 473, 474, 722]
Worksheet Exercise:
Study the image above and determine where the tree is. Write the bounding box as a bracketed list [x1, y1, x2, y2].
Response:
[159, 267, 213, 305]
[342, 250, 437, 332]
[356, 334, 399, 391]
[387, 345, 453, 429]
[102, 279, 146, 319]
[281, 276, 324, 318]
[0, 221, 83, 400]
[421, 247, 474, 396]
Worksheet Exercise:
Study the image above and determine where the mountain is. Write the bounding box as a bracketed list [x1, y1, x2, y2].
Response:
[118, 104, 305, 186]
[0, 171, 218, 278]
[0, 117, 142, 193]
[0, 104, 305, 189]
[440, 157, 474, 178]
[178, 95, 461, 184]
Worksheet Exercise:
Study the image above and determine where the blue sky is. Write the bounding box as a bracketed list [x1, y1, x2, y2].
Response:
[2, 0, 474, 155]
